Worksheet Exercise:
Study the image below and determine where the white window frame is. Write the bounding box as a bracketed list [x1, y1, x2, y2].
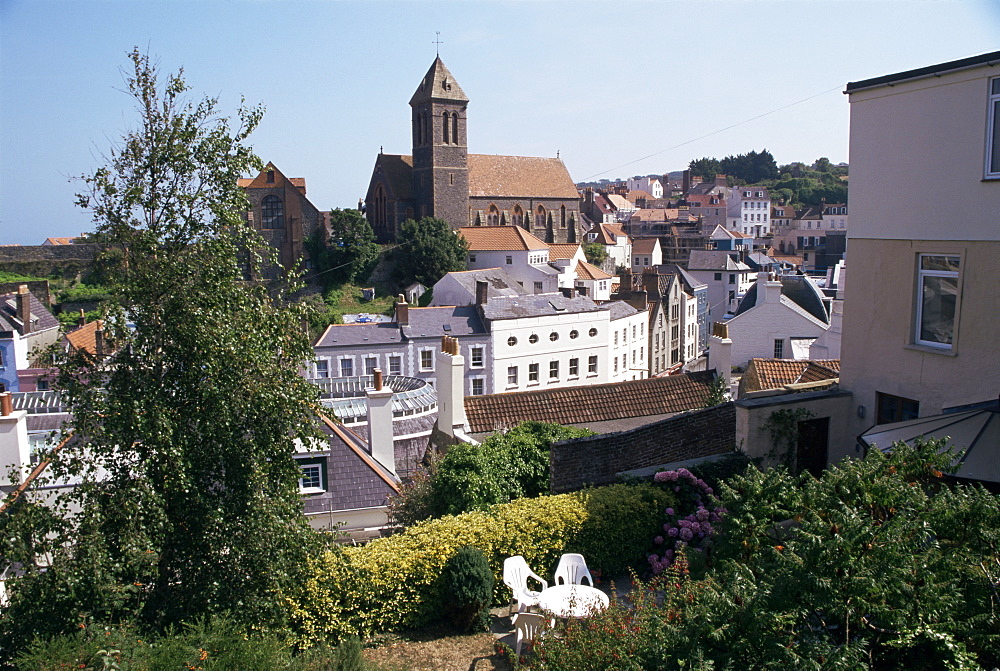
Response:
[364, 356, 378, 377]
[470, 346, 484, 368]
[568, 358, 579, 377]
[588, 355, 598, 374]
[549, 360, 559, 379]
[471, 377, 485, 395]
[388, 355, 402, 375]
[507, 366, 518, 386]
[986, 76, 1000, 179]
[528, 363, 539, 382]
[339, 357, 354, 377]
[419, 349, 434, 371]
[298, 461, 325, 494]
[315, 359, 329, 378]
[915, 253, 961, 350]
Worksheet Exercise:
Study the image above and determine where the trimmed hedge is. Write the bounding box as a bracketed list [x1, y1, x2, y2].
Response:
[288, 483, 674, 645]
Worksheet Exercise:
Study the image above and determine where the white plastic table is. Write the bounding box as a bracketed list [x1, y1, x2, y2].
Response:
[536, 584, 609, 619]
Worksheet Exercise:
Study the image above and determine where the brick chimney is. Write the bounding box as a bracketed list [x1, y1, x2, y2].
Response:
[94, 323, 105, 357]
[0, 391, 31, 488]
[16, 285, 31, 334]
[395, 295, 409, 326]
[475, 280, 489, 306]
[682, 169, 691, 195]
[78, 309, 86, 327]
[365, 368, 396, 476]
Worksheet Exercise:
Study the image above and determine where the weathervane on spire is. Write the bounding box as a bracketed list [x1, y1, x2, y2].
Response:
[433, 31, 443, 56]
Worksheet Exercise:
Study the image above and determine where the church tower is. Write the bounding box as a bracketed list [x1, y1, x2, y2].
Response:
[409, 57, 469, 228]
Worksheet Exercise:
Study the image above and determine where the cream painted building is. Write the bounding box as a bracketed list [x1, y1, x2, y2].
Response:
[835, 51, 1000, 462]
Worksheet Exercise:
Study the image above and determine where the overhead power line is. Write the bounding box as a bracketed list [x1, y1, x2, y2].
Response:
[581, 85, 844, 181]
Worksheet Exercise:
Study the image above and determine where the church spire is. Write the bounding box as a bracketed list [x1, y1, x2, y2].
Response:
[409, 57, 468, 106]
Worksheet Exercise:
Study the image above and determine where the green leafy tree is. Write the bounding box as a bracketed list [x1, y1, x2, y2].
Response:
[306, 208, 380, 286]
[582, 241, 608, 268]
[0, 49, 322, 656]
[720, 149, 778, 184]
[425, 422, 593, 518]
[392, 217, 468, 288]
[688, 157, 721, 181]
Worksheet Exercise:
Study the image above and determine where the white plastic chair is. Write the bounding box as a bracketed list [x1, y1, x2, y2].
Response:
[553, 553, 594, 587]
[512, 612, 547, 656]
[503, 555, 548, 616]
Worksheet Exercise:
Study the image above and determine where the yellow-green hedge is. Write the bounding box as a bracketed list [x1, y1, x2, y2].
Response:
[288, 483, 674, 644]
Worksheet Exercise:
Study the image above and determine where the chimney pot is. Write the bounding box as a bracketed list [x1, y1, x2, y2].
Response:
[95, 324, 105, 357]
[395, 296, 409, 325]
[78, 308, 86, 327]
[0, 392, 12, 417]
[374, 368, 383, 390]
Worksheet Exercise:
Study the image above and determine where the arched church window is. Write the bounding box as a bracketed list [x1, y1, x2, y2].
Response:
[487, 204, 500, 226]
[443, 111, 450, 144]
[373, 185, 387, 234]
[535, 205, 546, 228]
[261, 196, 284, 229]
[452, 112, 459, 145]
[414, 114, 422, 146]
[513, 205, 524, 228]
[560, 205, 567, 228]
[423, 112, 430, 146]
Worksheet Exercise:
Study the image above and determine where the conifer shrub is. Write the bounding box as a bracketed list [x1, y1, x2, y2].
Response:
[440, 546, 495, 632]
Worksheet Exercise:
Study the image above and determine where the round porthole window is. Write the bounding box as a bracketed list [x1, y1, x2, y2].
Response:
[549, 332, 559, 342]
[529, 334, 539, 344]
[508, 336, 517, 346]
[569, 330, 578, 339]
[589, 328, 598, 337]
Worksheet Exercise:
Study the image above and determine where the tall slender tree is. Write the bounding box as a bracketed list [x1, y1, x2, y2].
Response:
[0, 49, 322, 655]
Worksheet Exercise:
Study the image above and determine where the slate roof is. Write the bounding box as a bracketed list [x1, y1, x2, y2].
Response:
[434, 268, 528, 302]
[0, 290, 59, 335]
[373, 154, 415, 200]
[733, 275, 829, 324]
[464, 371, 716, 433]
[402, 305, 488, 339]
[739, 358, 840, 395]
[481, 294, 605, 321]
[657, 264, 706, 291]
[410, 57, 469, 105]
[605, 300, 641, 320]
[467, 155, 579, 199]
[315, 321, 403, 348]
[300, 415, 400, 516]
[460, 226, 549, 251]
[687, 250, 750, 271]
[575, 260, 611, 281]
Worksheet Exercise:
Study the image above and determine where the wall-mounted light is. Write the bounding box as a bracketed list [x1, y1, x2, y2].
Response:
[857, 405, 866, 419]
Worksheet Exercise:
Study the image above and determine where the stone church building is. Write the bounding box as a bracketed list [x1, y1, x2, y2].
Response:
[365, 57, 582, 245]
[239, 162, 322, 276]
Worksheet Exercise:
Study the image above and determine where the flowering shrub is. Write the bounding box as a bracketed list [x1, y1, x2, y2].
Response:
[647, 468, 724, 574]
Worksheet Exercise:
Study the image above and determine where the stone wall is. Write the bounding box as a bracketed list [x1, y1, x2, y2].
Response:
[549, 402, 736, 493]
[0, 245, 98, 280]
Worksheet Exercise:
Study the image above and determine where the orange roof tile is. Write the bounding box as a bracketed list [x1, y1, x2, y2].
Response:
[464, 371, 716, 433]
[575, 260, 611, 280]
[64, 320, 106, 356]
[739, 358, 840, 394]
[468, 155, 578, 199]
[459, 226, 549, 251]
[548, 243, 581, 260]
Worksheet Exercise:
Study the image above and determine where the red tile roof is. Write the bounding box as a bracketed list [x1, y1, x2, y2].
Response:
[464, 371, 716, 433]
[575, 260, 611, 280]
[739, 358, 840, 394]
[468, 155, 578, 199]
[459, 226, 549, 251]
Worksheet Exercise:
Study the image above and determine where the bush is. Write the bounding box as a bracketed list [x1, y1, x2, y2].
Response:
[440, 546, 495, 632]
[288, 483, 675, 645]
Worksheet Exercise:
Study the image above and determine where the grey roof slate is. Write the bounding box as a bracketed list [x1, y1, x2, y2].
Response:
[733, 275, 830, 324]
[315, 322, 403, 347]
[687, 250, 750, 271]
[482, 294, 604, 320]
[606, 300, 641, 321]
[300, 417, 400, 516]
[0, 291, 59, 335]
[439, 268, 528, 300]
[402, 306, 488, 339]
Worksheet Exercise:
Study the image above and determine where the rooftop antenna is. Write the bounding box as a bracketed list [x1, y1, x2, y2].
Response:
[433, 31, 443, 57]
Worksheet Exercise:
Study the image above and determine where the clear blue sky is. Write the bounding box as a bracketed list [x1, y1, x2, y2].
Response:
[1, 0, 997, 245]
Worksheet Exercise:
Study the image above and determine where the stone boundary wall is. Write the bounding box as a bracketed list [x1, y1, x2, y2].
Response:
[0, 245, 99, 280]
[0, 280, 52, 306]
[550, 402, 736, 493]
